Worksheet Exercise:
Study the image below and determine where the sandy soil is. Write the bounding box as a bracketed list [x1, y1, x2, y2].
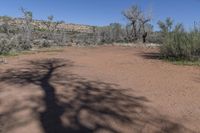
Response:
[0, 46, 200, 133]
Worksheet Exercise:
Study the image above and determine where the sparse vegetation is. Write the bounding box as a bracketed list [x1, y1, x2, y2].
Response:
[1, 2, 200, 133]
[0, 4, 200, 64]
[158, 18, 200, 61]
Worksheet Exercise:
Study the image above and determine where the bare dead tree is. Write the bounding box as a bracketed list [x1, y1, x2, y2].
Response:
[123, 5, 152, 43]
[43, 15, 54, 31]
[20, 7, 33, 48]
[123, 5, 142, 41]
[43, 16, 64, 43]
[139, 12, 152, 43]
[43, 16, 63, 32]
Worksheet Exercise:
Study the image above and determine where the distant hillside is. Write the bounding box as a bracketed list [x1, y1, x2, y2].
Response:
[0, 16, 94, 33]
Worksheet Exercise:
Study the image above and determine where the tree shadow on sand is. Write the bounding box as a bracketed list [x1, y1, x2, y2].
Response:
[139, 52, 161, 60]
[0, 58, 195, 133]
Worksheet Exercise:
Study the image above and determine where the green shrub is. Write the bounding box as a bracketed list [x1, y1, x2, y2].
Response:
[0, 35, 32, 55]
[158, 18, 200, 61]
[0, 38, 12, 54]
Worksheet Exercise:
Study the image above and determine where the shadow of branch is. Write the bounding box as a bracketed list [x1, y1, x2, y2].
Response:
[0, 58, 195, 133]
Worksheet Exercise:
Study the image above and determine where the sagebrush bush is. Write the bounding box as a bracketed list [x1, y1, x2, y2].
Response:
[0, 38, 12, 54]
[146, 32, 163, 44]
[159, 18, 200, 61]
[0, 34, 33, 54]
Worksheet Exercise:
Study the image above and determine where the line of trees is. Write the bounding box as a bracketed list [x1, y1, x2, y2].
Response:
[0, 8, 94, 54]
[94, 5, 154, 44]
[0, 5, 156, 55]
[94, 5, 200, 61]
[1, 5, 200, 61]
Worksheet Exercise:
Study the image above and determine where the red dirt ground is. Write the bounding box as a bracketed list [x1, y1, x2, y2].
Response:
[0, 46, 200, 133]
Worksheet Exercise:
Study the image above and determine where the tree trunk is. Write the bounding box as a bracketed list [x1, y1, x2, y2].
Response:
[142, 32, 147, 43]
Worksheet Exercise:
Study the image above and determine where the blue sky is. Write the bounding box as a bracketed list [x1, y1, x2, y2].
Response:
[0, 0, 199, 30]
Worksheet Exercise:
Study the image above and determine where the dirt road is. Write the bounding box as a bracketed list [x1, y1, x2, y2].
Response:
[0, 46, 200, 133]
